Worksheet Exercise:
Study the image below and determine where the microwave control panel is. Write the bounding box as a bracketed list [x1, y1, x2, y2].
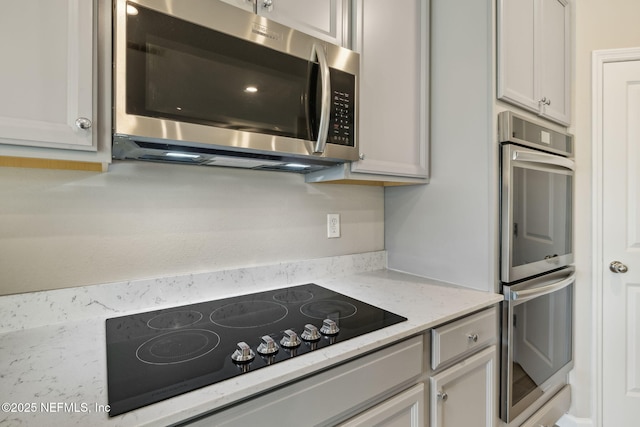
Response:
[328, 69, 355, 147]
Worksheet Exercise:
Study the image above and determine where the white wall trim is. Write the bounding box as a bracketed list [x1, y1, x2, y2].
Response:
[591, 46, 640, 427]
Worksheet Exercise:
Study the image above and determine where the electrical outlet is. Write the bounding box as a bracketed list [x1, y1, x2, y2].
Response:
[327, 214, 341, 238]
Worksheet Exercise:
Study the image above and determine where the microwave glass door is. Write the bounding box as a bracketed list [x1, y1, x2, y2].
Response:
[125, 3, 319, 141]
[501, 144, 574, 283]
[501, 271, 574, 421]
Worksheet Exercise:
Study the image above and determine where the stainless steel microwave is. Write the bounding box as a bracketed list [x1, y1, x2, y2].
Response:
[112, 0, 359, 172]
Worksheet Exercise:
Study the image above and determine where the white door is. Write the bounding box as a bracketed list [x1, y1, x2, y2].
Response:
[601, 58, 640, 426]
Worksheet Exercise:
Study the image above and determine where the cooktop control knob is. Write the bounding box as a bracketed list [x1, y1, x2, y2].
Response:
[231, 341, 255, 363]
[280, 329, 302, 348]
[320, 319, 339, 335]
[257, 335, 279, 355]
[301, 324, 321, 341]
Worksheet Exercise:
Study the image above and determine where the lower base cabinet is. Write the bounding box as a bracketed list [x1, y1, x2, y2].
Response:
[180, 305, 502, 427]
[428, 307, 499, 427]
[181, 336, 424, 426]
[339, 384, 424, 427]
[429, 346, 497, 427]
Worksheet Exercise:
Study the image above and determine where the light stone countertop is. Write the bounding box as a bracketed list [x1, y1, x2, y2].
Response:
[0, 254, 502, 427]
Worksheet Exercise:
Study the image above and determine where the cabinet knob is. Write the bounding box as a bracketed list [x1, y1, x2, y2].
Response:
[262, 0, 273, 11]
[437, 391, 448, 402]
[539, 97, 551, 106]
[359, 153, 365, 160]
[75, 117, 92, 130]
[467, 333, 479, 343]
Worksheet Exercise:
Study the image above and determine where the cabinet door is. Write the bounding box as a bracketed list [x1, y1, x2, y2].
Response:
[339, 384, 425, 427]
[0, 0, 94, 151]
[257, 0, 348, 47]
[497, 0, 570, 125]
[538, 0, 570, 125]
[351, 0, 429, 179]
[430, 346, 497, 427]
[497, 0, 538, 112]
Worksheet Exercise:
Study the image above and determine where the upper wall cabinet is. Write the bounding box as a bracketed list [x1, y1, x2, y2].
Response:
[306, 0, 429, 186]
[0, 0, 110, 171]
[497, 0, 571, 126]
[221, 0, 350, 47]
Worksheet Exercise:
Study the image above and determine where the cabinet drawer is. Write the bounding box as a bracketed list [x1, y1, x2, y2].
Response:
[431, 307, 497, 370]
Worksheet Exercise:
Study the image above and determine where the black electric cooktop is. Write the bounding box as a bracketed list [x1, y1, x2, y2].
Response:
[105, 283, 407, 416]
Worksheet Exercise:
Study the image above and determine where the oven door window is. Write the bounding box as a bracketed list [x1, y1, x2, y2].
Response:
[125, 3, 315, 140]
[511, 165, 573, 268]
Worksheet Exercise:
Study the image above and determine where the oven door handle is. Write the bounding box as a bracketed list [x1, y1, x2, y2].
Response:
[312, 43, 331, 154]
[510, 273, 576, 302]
[512, 150, 575, 171]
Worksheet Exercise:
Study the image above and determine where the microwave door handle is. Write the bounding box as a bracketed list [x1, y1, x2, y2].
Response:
[510, 272, 576, 302]
[312, 44, 331, 154]
[512, 150, 575, 171]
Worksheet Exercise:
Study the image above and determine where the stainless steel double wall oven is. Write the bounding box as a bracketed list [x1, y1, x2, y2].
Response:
[498, 111, 575, 422]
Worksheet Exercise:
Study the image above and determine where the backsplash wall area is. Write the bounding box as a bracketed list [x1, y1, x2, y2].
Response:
[0, 161, 384, 295]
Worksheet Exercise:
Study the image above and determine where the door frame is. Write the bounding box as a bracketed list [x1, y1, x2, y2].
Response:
[592, 46, 640, 427]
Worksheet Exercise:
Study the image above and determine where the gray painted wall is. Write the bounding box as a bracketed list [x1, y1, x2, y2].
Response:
[385, 0, 497, 292]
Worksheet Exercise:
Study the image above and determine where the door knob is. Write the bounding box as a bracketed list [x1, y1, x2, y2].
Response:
[609, 261, 628, 273]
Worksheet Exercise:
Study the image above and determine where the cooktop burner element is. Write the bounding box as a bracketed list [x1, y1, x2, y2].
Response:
[106, 283, 407, 417]
[147, 310, 203, 330]
[136, 329, 221, 365]
[210, 301, 288, 328]
[300, 300, 358, 319]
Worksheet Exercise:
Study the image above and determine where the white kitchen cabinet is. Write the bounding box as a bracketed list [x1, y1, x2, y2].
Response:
[0, 0, 110, 170]
[306, 0, 429, 186]
[338, 383, 424, 427]
[428, 307, 499, 427]
[259, 0, 349, 47]
[430, 346, 497, 427]
[497, 0, 571, 125]
[221, 0, 349, 47]
[183, 336, 424, 426]
[431, 308, 497, 371]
